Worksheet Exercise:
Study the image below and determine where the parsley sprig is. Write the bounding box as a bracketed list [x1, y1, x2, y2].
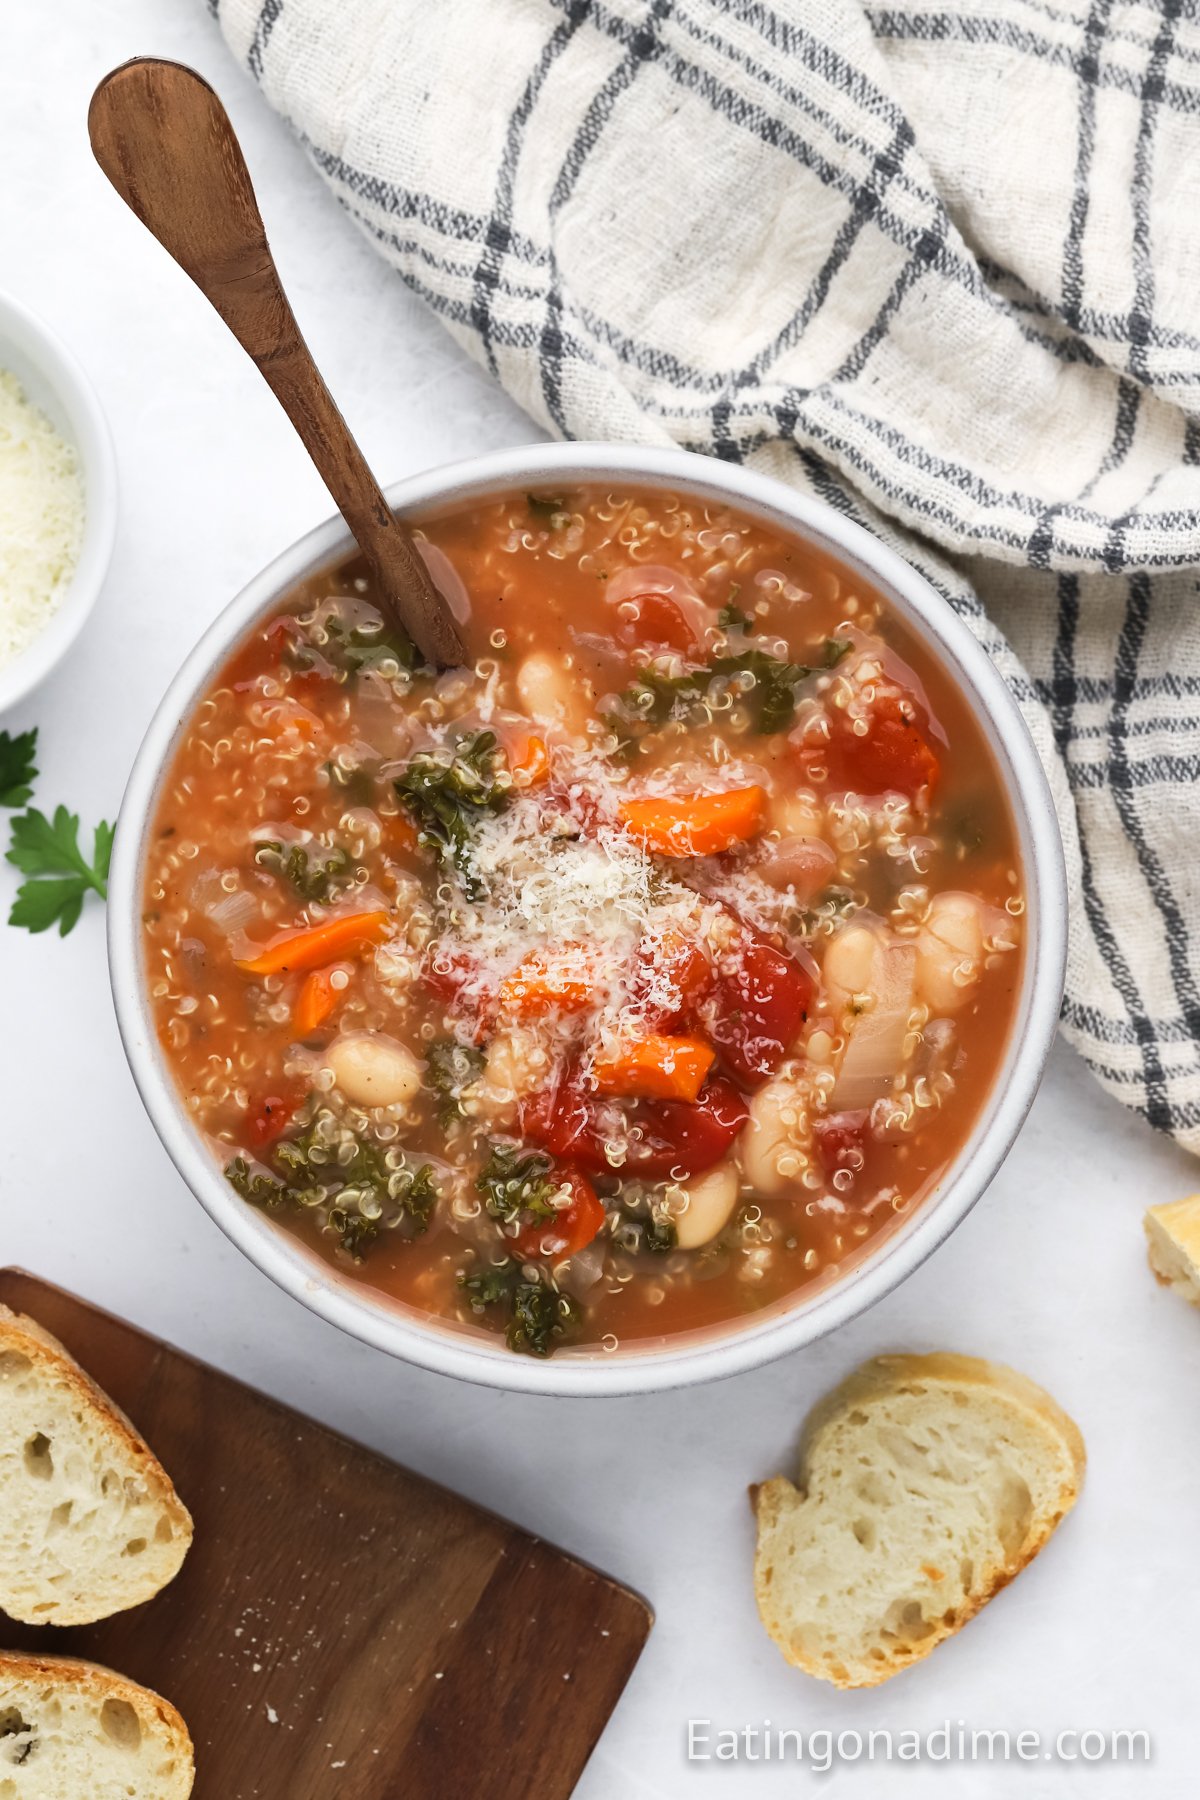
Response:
[7, 805, 113, 937]
[0, 728, 38, 807]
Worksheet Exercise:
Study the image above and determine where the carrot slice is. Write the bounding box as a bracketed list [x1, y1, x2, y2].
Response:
[292, 965, 345, 1037]
[593, 1034, 716, 1103]
[237, 909, 389, 978]
[510, 734, 550, 788]
[618, 786, 766, 857]
[499, 943, 597, 1017]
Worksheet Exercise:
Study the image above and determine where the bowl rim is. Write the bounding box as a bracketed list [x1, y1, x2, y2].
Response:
[108, 442, 1066, 1396]
[0, 288, 118, 716]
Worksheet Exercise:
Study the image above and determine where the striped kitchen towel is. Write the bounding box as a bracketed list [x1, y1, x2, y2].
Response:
[213, 0, 1200, 1152]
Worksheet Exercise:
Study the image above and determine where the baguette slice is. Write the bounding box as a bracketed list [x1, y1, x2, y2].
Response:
[1145, 1196, 1200, 1306]
[753, 1353, 1085, 1689]
[0, 1305, 192, 1625]
[0, 1653, 193, 1798]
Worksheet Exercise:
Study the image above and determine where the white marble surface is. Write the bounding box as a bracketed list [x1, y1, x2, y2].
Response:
[3, 6, 1199, 1797]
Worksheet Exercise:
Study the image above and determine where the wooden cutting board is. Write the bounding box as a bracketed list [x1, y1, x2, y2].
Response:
[0, 1270, 651, 1800]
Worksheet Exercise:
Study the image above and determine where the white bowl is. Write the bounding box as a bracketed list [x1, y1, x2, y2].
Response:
[108, 444, 1067, 1396]
[0, 290, 117, 715]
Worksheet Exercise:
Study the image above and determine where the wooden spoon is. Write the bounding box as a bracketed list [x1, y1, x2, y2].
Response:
[88, 57, 466, 669]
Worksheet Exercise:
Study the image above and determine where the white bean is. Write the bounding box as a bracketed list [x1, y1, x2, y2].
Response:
[327, 1033, 423, 1108]
[915, 892, 988, 1015]
[516, 653, 589, 734]
[740, 1074, 809, 1196]
[468, 1030, 543, 1127]
[770, 788, 824, 837]
[673, 1163, 740, 1249]
[823, 922, 883, 1013]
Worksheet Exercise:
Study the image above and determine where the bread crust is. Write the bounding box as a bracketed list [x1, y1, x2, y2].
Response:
[0, 1651, 194, 1795]
[753, 1352, 1086, 1689]
[0, 1305, 193, 1624]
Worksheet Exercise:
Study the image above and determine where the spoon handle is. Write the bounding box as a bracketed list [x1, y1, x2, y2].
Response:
[88, 57, 466, 669]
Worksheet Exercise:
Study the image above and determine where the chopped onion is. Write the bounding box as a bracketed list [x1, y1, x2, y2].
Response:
[203, 887, 261, 937]
[557, 1235, 608, 1298]
[831, 941, 916, 1109]
[417, 542, 471, 626]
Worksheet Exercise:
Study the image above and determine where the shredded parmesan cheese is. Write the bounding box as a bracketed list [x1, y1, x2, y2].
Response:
[0, 369, 84, 670]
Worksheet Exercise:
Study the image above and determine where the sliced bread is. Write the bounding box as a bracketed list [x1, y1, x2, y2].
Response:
[0, 1306, 192, 1626]
[0, 1652, 193, 1798]
[753, 1352, 1085, 1689]
[1145, 1195, 1200, 1306]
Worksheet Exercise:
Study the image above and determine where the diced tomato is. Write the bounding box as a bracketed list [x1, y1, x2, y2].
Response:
[422, 951, 496, 1040]
[521, 1073, 749, 1179]
[390, 812, 420, 853]
[706, 937, 814, 1087]
[812, 1109, 869, 1179]
[822, 688, 940, 800]
[630, 928, 713, 1031]
[512, 1167, 606, 1262]
[518, 1072, 595, 1163]
[245, 1087, 305, 1148]
[613, 592, 699, 656]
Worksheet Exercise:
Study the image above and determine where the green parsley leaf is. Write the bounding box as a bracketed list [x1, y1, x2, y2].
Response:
[0, 728, 38, 807]
[7, 806, 112, 936]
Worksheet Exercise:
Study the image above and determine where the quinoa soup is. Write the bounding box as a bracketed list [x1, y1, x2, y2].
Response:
[143, 486, 1024, 1359]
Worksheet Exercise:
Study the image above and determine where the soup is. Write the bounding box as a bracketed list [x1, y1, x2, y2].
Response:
[143, 486, 1023, 1358]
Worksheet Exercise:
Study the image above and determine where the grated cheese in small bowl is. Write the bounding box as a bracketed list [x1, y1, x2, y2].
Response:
[0, 289, 116, 713]
[0, 368, 85, 672]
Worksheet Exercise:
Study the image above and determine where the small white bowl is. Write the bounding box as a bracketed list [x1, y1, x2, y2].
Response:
[108, 444, 1067, 1396]
[0, 290, 118, 715]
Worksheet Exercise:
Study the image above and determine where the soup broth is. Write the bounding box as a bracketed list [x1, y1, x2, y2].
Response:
[144, 486, 1023, 1357]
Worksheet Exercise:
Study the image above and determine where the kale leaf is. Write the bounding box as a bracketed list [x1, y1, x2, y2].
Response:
[607, 637, 853, 749]
[425, 1038, 486, 1128]
[226, 1107, 438, 1259]
[253, 838, 353, 901]
[394, 730, 508, 899]
[323, 612, 421, 676]
[459, 1259, 519, 1310]
[226, 1156, 289, 1210]
[457, 1258, 582, 1357]
[324, 758, 377, 806]
[475, 1141, 560, 1227]
[507, 1281, 582, 1357]
[327, 1207, 379, 1260]
[526, 492, 570, 528]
